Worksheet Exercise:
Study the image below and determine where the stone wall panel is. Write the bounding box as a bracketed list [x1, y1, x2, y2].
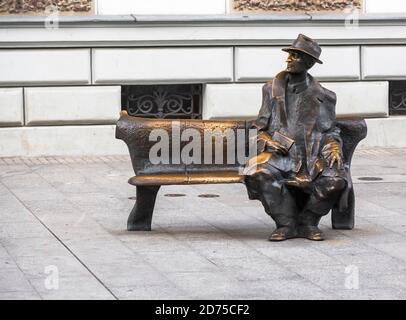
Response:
[24, 86, 121, 126]
[0, 88, 23, 127]
[0, 49, 91, 85]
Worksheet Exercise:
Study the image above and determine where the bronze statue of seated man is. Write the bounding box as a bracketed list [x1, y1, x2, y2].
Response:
[244, 34, 350, 242]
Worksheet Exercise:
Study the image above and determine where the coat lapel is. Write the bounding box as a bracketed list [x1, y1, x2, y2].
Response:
[271, 71, 289, 129]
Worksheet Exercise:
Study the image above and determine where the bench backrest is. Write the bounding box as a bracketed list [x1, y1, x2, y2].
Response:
[116, 111, 367, 176]
[336, 119, 368, 166]
[116, 112, 248, 175]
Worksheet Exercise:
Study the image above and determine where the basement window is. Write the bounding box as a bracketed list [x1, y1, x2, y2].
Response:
[389, 81, 406, 115]
[121, 84, 202, 119]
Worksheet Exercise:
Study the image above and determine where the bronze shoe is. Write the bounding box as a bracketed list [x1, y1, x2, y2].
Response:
[299, 226, 324, 241]
[269, 227, 297, 241]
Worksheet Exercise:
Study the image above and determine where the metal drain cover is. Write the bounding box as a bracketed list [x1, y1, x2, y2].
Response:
[358, 177, 383, 181]
[164, 194, 186, 197]
[198, 194, 220, 198]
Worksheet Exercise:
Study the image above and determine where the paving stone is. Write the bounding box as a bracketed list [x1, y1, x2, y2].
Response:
[0, 221, 51, 239]
[28, 276, 114, 300]
[118, 232, 192, 253]
[1, 237, 68, 258]
[88, 260, 168, 288]
[285, 264, 350, 291]
[165, 271, 250, 300]
[62, 237, 137, 264]
[338, 224, 406, 244]
[0, 249, 16, 271]
[22, 199, 87, 220]
[308, 236, 380, 256]
[247, 279, 337, 300]
[0, 291, 41, 300]
[0, 268, 34, 293]
[334, 288, 406, 300]
[182, 239, 265, 260]
[0, 198, 37, 223]
[362, 273, 406, 290]
[112, 283, 189, 300]
[256, 246, 340, 267]
[13, 255, 92, 280]
[214, 258, 300, 282]
[5, 188, 65, 202]
[323, 251, 406, 276]
[138, 250, 218, 273]
[355, 198, 403, 218]
[367, 242, 406, 263]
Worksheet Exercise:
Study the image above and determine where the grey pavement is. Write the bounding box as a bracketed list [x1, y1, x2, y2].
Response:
[0, 150, 405, 300]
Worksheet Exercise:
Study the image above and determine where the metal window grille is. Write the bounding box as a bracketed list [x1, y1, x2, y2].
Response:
[121, 84, 202, 119]
[389, 81, 406, 115]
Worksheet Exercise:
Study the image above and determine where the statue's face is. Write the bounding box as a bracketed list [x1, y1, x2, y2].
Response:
[286, 51, 314, 74]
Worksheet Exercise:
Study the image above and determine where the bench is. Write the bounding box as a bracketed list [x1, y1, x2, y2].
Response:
[116, 110, 367, 233]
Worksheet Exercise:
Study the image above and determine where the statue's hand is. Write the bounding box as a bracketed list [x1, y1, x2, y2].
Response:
[322, 142, 343, 169]
[266, 139, 289, 156]
[256, 131, 288, 156]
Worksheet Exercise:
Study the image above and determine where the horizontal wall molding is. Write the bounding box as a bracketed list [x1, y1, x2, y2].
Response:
[3, 18, 406, 48]
[2, 14, 406, 27]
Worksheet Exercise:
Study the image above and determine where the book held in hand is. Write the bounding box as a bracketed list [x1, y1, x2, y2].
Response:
[271, 131, 295, 151]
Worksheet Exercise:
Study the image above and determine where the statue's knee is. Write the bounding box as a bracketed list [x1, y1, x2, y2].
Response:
[315, 177, 346, 198]
[329, 177, 346, 191]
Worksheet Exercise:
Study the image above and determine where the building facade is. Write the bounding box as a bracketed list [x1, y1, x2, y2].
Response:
[1, 0, 406, 156]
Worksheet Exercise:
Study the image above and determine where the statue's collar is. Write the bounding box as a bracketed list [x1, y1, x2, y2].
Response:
[287, 74, 308, 94]
[272, 71, 314, 98]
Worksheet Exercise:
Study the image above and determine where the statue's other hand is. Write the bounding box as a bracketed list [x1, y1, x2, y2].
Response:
[327, 153, 343, 169]
[322, 142, 343, 169]
[266, 140, 289, 156]
[256, 131, 273, 142]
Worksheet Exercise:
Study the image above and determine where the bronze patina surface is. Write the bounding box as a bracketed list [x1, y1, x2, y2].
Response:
[244, 34, 366, 241]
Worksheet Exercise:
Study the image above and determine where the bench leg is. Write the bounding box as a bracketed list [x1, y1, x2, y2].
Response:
[127, 186, 160, 231]
[332, 187, 355, 230]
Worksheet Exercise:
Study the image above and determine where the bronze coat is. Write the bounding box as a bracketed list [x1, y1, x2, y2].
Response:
[250, 70, 350, 210]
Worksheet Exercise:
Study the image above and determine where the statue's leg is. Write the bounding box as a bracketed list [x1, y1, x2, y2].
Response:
[127, 185, 160, 231]
[247, 171, 299, 240]
[299, 176, 346, 240]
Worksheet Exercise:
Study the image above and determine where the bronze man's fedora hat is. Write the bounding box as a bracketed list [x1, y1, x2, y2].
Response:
[282, 34, 323, 64]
